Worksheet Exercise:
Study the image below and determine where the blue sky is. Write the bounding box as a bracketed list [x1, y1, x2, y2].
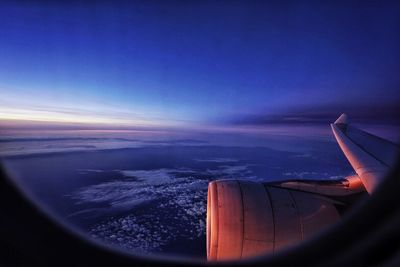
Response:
[0, 1, 399, 130]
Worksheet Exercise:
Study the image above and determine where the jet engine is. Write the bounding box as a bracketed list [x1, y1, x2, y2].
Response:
[206, 180, 343, 261]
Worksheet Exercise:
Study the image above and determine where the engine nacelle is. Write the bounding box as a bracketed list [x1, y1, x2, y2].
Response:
[206, 180, 341, 261]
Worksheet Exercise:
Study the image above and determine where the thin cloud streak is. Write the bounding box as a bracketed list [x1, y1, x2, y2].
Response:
[230, 102, 400, 126]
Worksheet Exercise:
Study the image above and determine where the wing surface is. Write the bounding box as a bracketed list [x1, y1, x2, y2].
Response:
[331, 114, 399, 193]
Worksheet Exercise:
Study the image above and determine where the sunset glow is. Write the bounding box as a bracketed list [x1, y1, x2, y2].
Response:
[0, 2, 399, 134]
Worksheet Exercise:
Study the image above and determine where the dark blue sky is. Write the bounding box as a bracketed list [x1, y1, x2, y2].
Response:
[0, 1, 399, 129]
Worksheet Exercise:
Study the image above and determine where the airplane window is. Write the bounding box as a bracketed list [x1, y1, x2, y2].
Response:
[0, 1, 399, 263]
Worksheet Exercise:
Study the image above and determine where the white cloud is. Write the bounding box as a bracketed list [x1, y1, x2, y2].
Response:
[70, 167, 209, 254]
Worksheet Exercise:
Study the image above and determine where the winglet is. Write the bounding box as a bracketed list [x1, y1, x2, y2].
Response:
[334, 113, 348, 125]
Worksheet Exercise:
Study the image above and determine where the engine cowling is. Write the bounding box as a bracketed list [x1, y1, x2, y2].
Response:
[206, 180, 341, 261]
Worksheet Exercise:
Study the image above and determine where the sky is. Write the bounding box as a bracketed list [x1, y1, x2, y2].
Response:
[0, 1, 399, 132]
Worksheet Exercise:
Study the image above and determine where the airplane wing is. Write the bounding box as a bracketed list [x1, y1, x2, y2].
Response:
[331, 113, 399, 194]
[206, 114, 399, 261]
